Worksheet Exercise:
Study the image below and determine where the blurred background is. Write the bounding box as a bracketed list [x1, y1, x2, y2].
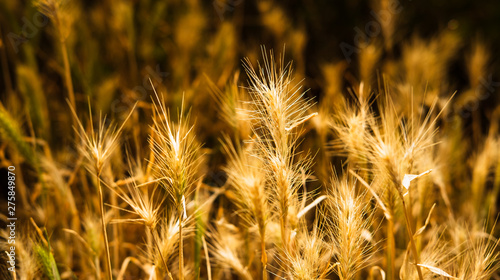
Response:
[2, 0, 500, 142]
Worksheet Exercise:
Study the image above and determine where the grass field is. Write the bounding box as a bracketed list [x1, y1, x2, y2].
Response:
[0, 0, 499, 279]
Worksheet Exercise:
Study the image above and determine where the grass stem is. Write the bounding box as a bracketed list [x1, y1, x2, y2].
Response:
[179, 209, 184, 280]
[260, 231, 268, 280]
[97, 172, 113, 280]
[398, 191, 424, 280]
[386, 208, 395, 280]
[151, 229, 173, 280]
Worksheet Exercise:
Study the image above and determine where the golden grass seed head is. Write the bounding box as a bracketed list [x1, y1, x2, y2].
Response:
[208, 218, 253, 280]
[151, 92, 202, 207]
[326, 174, 375, 280]
[282, 224, 334, 280]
